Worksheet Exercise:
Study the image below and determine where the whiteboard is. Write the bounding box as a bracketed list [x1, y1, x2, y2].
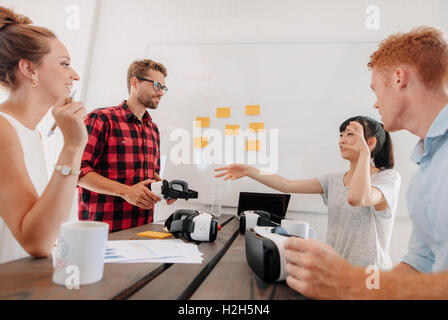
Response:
[146, 42, 410, 213]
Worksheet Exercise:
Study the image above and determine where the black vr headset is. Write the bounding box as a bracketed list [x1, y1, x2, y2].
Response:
[239, 210, 280, 234]
[164, 209, 219, 242]
[149, 180, 198, 200]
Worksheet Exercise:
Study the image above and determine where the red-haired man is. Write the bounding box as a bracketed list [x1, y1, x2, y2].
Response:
[285, 26, 448, 299]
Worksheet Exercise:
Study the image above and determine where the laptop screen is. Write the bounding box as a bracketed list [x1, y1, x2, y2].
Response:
[237, 192, 291, 224]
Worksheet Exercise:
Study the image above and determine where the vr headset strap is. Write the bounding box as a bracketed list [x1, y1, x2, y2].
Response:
[169, 216, 196, 234]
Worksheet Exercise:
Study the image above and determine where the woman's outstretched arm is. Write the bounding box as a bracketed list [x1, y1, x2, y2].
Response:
[214, 164, 323, 194]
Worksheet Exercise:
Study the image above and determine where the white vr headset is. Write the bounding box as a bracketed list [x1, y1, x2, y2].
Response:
[245, 224, 316, 282]
[164, 209, 219, 242]
[238, 210, 281, 234]
[149, 179, 198, 200]
[245, 226, 291, 282]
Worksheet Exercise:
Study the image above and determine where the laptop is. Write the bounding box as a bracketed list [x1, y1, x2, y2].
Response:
[236, 192, 291, 224]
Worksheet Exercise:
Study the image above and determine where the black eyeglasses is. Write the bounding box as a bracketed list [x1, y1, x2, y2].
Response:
[136, 77, 168, 94]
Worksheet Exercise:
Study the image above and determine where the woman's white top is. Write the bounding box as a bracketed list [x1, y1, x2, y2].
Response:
[0, 112, 48, 264]
[318, 169, 401, 270]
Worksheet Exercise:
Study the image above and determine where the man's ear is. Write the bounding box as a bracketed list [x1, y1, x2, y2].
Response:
[131, 76, 138, 90]
[128, 76, 138, 95]
[17, 59, 37, 82]
[393, 66, 409, 90]
[367, 137, 377, 152]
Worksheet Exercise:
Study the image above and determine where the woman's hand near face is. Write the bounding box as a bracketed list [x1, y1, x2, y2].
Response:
[51, 96, 88, 150]
[344, 121, 371, 156]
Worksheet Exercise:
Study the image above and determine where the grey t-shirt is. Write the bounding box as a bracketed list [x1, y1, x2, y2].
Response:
[318, 169, 401, 270]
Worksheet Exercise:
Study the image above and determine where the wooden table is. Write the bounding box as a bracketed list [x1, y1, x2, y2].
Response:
[190, 233, 307, 300]
[0, 214, 306, 300]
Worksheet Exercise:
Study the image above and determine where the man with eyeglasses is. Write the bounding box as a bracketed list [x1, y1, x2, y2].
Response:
[77, 59, 174, 232]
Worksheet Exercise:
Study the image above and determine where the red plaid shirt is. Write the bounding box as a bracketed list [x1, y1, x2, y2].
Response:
[78, 101, 160, 232]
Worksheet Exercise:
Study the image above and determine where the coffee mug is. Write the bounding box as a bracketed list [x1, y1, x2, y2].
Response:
[52, 221, 109, 287]
[280, 219, 316, 239]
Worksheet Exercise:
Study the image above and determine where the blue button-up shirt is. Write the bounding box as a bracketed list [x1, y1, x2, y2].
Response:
[401, 104, 448, 273]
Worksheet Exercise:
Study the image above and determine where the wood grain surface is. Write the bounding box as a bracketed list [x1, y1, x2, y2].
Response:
[129, 215, 239, 300]
[0, 214, 234, 300]
[190, 233, 308, 300]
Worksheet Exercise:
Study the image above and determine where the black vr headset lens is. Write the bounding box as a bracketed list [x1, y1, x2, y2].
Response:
[171, 183, 184, 191]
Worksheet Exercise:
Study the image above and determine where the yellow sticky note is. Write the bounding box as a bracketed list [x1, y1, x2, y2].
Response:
[216, 107, 231, 118]
[249, 122, 265, 132]
[246, 105, 260, 115]
[194, 137, 208, 148]
[225, 125, 240, 135]
[246, 140, 261, 151]
[136, 231, 173, 239]
[195, 117, 210, 128]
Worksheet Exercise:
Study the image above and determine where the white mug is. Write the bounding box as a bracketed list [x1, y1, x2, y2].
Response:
[281, 219, 316, 239]
[52, 221, 109, 287]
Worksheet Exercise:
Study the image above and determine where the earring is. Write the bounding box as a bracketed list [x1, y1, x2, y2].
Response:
[31, 81, 37, 88]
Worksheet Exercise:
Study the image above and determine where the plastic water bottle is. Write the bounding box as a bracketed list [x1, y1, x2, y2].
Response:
[210, 182, 223, 217]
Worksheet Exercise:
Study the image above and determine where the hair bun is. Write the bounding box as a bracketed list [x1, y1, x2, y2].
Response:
[0, 7, 32, 31]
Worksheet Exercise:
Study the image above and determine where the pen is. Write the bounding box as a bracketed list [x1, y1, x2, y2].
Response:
[47, 89, 77, 137]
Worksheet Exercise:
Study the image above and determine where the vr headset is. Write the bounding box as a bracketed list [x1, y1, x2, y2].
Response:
[164, 209, 219, 242]
[245, 226, 294, 282]
[239, 210, 280, 234]
[149, 180, 198, 200]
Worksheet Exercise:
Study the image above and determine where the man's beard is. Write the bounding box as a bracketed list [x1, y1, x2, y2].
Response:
[137, 94, 158, 109]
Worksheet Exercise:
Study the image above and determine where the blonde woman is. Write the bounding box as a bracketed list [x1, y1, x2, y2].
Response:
[0, 7, 87, 263]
